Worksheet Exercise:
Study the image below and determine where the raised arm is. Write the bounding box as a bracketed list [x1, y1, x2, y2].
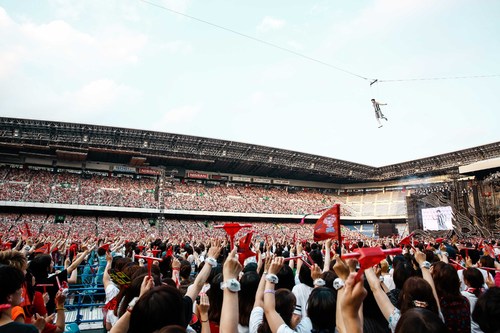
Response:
[414, 248, 440, 312]
[67, 248, 90, 275]
[341, 272, 367, 333]
[365, 267, 395, 320]
[220, 248, 243, 333]
[263, 257, 286, 333]
[323, 239, 332, 272]
[185, 241, 221, 302]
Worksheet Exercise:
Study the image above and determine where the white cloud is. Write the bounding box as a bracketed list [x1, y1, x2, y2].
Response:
[154, 105, 201, 129]
[161, 40, 193, 54]
[257, 16, 286, 33]
[0, 6, 13, 28]
[287, 40, 303, 50]
[162, 0, 191, 15]
[68, 79, 137, 113]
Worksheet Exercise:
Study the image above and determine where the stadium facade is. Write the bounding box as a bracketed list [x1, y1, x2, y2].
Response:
[0, 117, 499, 237]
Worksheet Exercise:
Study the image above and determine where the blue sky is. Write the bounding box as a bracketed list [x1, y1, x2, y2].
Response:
[1, 0, 499, 167]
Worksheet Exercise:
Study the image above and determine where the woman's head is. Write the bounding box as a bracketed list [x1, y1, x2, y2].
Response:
[393, 260, 414, 290]
[399, 277, 439, 315]
[472, 287, 500, 333]
[275, 289, 296, 327]
[207, 272, 224, 323]
[307, 287, 336, 331]
[128, 285, 186, 333]
[258, 288, 296, 333]
[0, 250, 28, 273]
[239, 271, 260, 326]
[0, 265, 25, 306]
[432, 263, 461, 301]
[395, 308, 447, 333]
[463, 267, 484, 290]
[28, 254, 52, 280]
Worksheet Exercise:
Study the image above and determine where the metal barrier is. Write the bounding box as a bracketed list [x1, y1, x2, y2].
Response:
[53, 263, 107, 329]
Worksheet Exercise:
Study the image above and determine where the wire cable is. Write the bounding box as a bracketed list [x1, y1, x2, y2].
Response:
[139, 0, 500, 86]
[378, 74, 500, 83]
[138, 0, 371, 81]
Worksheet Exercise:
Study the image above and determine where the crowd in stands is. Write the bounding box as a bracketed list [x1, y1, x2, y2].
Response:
[0, 166, 158, 209]
[0, 165, 411, 216]
[1, 214, 500, 333]
[162, 182, 352, 216]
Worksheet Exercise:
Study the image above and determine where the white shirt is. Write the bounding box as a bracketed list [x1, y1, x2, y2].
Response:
[249, 306, 312, 333]
[292, 283, 313, 318]
[461, 290, 484, 333]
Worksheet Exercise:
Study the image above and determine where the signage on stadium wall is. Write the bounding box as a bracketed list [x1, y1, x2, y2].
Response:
[232, 176, 252, 182]
[253, 178, 271, 184]
[273, 179, 290, 185]
[187, 171, 209, 179]
[138, 168, 162, 176]
[113, 165, 137, 173]
[211, 174, 229, 181]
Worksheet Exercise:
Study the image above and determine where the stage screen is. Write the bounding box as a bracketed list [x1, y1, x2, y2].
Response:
[421, 206, 454, 231]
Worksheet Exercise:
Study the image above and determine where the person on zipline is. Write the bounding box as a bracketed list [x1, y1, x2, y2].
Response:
[371, 98, 388, 128]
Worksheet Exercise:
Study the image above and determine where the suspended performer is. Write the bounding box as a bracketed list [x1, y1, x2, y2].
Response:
[371, 98, 388, 128]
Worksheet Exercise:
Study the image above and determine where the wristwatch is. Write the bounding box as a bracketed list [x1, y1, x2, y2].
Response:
[265, 273, 279, 284]
[420, 261, 431, 269]
[333, 278, 345, 290]
[313, 278, 326, 287]
[127, 297, 139, 312]
[220, 278, 241, 292]
[205, 257, 217, 267]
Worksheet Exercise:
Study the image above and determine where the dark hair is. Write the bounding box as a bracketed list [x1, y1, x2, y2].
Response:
[28, 254, 52, 282]
[395, 308, 447, 333]
[207, 273, 224, 324]
[258, 289, 296, 333]
[117, 272, 158, 317]
[298, 264, 314, 288]
[432, 263, 462, 302]
[97, 247, 107, 256]
[362, 276, 388, 333]
[393, 260, 414, 290]
[0, 265, 25, 304]
[153, 325, 187, 333]
[321, 270, 338, 292]
[399, 277, 439, 316]
[275, 264, 295, 291]
[307, 287, 336, 332]
[479, 256, 496, 279]
[239, 271, 259, 326]
[128, 285, 185, 333]
[472, 287, 500, 333]
[463, 268, 485, 298]
[0, 250, 28, 271]
[179, 260, 192, 280]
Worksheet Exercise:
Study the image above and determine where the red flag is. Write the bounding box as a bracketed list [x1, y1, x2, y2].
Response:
[100, 244, 110, 252]
[313, 204, 341, 242]
[35, 243, 51, 254]
[398, 232, 415, 246]
[237, 231, 256, 265]
[435, 238, 445, 244]
[166, 246, 173, 258]
[24, 222, 31, 237]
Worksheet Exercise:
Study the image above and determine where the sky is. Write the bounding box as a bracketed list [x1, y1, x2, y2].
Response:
[0, 0, 499, 167]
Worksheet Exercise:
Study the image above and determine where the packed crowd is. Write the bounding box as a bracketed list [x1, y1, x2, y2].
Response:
[1, 214, 500, 333]
[0, 167, 158, 209]
[0, 166, 415, 216]
[162, 182, 354, 216]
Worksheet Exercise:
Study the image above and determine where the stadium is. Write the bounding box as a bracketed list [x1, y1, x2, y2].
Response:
[1, 116, 499, 239]
[2, 2, 500, 331]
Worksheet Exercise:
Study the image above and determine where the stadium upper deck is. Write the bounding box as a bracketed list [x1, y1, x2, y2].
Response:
[1, 117, 499, 184]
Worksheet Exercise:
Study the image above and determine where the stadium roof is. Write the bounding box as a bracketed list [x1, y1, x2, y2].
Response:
[1, 117, 499, 184]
